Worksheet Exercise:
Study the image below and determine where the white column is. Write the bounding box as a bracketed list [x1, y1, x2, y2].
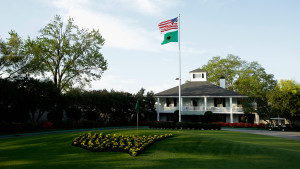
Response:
[180, 97, 183, 111]
[204, 97, 207, 111]
[157, 97, 160, 121]
[230, 97, 233, 123]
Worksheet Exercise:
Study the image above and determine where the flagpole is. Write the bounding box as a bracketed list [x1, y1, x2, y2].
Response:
[136, 111, 139, 137]
[178, 14, 182, 123]
[135, 100, 139, 137]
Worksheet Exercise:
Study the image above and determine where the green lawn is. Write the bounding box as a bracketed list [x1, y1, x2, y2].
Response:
[0, 129, 299, 169]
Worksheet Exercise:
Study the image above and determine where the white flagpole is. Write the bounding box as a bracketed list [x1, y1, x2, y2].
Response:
[178, 14, 182, 122]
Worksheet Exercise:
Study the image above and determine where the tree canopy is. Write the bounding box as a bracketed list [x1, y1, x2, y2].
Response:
[0, 31, 32, 78]
[201, 54, 280, 122]
[24, 15, 107, 91]
[268, 80, 300, 123]
[201, 54, 244, 90]
[201, 54, 277, 94]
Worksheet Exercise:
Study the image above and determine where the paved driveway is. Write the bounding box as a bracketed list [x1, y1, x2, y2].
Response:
[222, 128, 300, 141]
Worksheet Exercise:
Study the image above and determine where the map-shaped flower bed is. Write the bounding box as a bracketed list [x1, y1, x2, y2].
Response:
[72, 133, 173, 156]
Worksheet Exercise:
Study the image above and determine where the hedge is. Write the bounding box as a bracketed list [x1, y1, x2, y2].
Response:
[148, 122, 221, 130]
[215, 122, 266, 128]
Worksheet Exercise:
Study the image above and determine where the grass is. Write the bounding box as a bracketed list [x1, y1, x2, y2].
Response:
[0, 129, 299, 169]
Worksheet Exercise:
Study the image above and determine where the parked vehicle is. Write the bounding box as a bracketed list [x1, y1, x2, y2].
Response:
[268, 118, 286, 131]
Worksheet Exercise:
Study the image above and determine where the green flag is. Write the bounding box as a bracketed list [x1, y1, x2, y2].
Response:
[135, 100, 139, 114]
[161, 30, 178, 45]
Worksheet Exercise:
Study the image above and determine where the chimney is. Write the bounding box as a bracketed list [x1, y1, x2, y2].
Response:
[220, 76, 225, 88]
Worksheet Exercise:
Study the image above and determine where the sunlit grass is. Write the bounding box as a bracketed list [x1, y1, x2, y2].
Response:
[0, 129, 299, 169]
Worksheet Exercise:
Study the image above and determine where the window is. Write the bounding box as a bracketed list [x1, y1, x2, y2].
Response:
[192, 100, 198, 107]
[174, 98, 177, 107]
[166, 98, 170, 107]
[202, 73, 204, 78]
[237, 98, 243, 107]
[214, 98, 226, 107]
[193, 74, 202, 78]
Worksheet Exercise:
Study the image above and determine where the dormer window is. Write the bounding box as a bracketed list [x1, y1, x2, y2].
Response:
[193, 74, 202, 78]
[189, 68, 207, 82]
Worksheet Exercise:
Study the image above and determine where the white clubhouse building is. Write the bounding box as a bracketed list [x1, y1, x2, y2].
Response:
[155, 68, 249, 123]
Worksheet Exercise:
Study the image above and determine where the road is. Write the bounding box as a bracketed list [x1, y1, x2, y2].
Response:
[223, 128, 300, 141]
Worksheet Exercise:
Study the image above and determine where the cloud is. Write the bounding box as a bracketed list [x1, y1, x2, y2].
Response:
[127, 0, 182, 16]
[48, 0, 166, 52]
[47, 0, 206, 56]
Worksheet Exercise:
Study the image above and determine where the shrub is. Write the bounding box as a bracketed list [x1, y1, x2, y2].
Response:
[236, 122, 244, 127]
[244, 123, 252, 128]
[258, 123, 266, 128]
[43, 121, 53, 129]
[203, 111, 214, 123]
[66, 107, 82, 122]
[148, 122, 221, 130]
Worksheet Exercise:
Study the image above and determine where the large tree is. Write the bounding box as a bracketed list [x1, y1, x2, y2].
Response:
[201, 54, 277, 123]
[0, 77, 60, 122]
[201, 54, 276, 94]
[234, 61, 277, 97]
[201, 54, 244, 90]
[268, 80, 300, 124]
[24, 15, 107, 91]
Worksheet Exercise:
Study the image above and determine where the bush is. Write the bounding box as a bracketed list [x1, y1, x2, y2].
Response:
[244, 123, 252, 127]
[258, 123, 266, 128]
[169, 110, 179, 122]
[203, 111, 214, 123]
[66, 107, 82, 122]
[148, 122, 221, 130]
[83, 111, 99, 121]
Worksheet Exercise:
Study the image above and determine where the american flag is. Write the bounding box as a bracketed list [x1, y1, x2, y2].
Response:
[158, 17, 178, 33]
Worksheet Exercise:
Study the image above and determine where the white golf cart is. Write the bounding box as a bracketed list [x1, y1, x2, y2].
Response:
[268, 118, 286, 131]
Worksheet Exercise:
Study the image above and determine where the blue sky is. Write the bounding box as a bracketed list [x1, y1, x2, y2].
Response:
[1, 0, 299, 93]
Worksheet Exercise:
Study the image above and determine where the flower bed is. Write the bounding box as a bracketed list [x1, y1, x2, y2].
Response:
[215, 122, 266, 128]
[148, 122, 221, 130]
[72, 133, 173, 157]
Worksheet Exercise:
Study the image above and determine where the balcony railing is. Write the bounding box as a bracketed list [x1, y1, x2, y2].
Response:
[182, 106, 205, 111]
[159, 106, 243, 113]
[159, 106, 178, 113]
[207, 107, 231, 112]
[232, 107, 243, 112]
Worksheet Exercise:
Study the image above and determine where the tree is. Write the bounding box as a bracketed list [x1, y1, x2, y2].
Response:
[0, 31, 32, 78]
[135, 88, 156, 122]
[233, 61, 277, 97]
[66, 107, 82, 122]
[24, 15, 107, 91]
[202, 55, 277, 123]
[268, 80, 300, 124]
[201, 54, 244, 90]
[0, 77, 61, 122]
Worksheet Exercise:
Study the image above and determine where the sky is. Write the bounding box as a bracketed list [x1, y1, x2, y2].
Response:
[1, 0, 299, 94]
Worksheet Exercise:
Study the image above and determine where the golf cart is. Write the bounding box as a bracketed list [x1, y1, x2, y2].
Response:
[268, 118, 286, 131]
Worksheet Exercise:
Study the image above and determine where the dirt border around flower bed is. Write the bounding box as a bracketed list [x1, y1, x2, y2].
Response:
[222, 128, 300, 141]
